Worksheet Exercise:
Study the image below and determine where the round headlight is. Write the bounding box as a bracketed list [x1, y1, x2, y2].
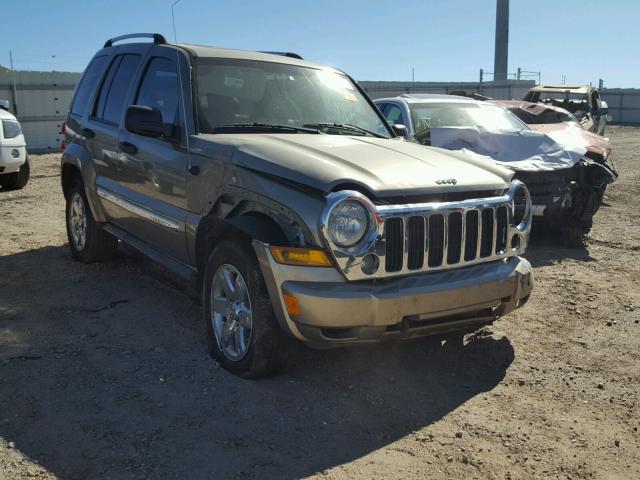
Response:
[512, 184, 530, 227]
[328, 199, 370, 247]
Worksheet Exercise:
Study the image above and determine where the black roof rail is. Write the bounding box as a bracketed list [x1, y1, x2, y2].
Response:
[104, 33, 167, 48]
[259, 51, 304, 60]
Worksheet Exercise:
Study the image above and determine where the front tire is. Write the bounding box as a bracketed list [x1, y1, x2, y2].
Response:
[0, 157, 30, 190]
[203, 239, 284, 379]
[65, 181, 118, 262]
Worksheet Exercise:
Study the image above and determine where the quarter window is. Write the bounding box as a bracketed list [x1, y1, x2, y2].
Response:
[385, 105, 406, 126]
[93, 54, 141, 125]
[135, 57, 179, 124]
[70, 55, 107, 116]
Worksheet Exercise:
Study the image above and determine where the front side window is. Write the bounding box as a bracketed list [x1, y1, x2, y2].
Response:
[93, 54, 142, 125]
[135, 57, 179, 124]
[196, 58, 390, 137]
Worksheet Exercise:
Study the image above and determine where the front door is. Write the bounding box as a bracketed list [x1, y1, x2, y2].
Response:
[116, 52, 189, 263]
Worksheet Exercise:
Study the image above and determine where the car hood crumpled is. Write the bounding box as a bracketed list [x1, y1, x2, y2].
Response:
[429, 126, 587, 172]
[528, 123, 612, 158]
[194, 133, 514, 196]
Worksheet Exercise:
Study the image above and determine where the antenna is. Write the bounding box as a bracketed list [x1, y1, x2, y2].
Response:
[171, 0, 191, 155]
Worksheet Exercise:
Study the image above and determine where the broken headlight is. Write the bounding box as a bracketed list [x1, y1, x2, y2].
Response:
[511, 182, 531, 228]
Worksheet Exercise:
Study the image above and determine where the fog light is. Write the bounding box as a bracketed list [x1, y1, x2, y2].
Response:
[511, 234, 520, 250]
[11, 149, 20, 159]
[361, 253, 379, 275]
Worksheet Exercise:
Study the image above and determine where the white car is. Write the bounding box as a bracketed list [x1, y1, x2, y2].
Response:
[0, 105, 29, 190]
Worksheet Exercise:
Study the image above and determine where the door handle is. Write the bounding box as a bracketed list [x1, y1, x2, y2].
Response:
[188, 165, 200, 175]
[82, 128, 95, 138]
[118, 141, 138, 155]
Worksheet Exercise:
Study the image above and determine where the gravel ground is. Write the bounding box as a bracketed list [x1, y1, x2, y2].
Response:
[0, 126, 639, 480]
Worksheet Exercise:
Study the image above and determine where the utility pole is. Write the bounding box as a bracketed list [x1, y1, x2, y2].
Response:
[493, 0, 509, 81]
[8, 50, 18, 115]
[411, 67, 415, 92]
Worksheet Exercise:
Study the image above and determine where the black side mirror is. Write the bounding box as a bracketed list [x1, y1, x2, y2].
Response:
[392, 124, 409, 138]
[125, 105, 174, 138]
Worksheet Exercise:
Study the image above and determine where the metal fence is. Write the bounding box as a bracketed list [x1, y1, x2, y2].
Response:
[600, 89, 640, 124]
[0, 70, 80, 153]
[1, 70, 639, 153]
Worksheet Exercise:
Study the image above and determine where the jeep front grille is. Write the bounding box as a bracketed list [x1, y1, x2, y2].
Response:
[383, 205, 510, 273]
[320, 181, 532, 281]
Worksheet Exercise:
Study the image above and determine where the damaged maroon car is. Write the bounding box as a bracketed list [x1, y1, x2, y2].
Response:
[374, 94, 618, 245]
[492, 100, 617, 180]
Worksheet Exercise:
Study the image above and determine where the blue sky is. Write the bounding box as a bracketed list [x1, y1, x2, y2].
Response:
[2, 0, 638, 87]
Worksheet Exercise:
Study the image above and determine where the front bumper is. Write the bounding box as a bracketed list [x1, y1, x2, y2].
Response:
[254, 241, 533, 346]
[0, 145, 26, 174]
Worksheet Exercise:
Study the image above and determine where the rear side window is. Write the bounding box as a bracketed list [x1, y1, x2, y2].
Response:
[135, 57, 179, 124]
[70, 56, 107, 115]
[94, 54, 141, 125]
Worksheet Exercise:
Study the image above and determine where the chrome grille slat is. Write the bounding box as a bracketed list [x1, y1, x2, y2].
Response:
[442, 213, 449, 266]
[475, 209, 483, 260]
[491, 207, 498, 257]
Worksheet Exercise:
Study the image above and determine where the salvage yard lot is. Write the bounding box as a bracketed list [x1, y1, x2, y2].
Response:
[1, 126, 639, 479]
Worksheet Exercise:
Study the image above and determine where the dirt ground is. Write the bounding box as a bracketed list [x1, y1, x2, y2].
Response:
[0, 126, 638, 480]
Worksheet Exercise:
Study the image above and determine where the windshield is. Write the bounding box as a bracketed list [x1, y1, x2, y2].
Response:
[195, 58, 390, 137]
[509, 107, 579, 125]
[536, 91, 588, 102]
[409, 102, 527, 134]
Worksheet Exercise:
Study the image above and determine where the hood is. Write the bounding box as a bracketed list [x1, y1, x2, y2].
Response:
[192, 133, 513, 196]
[429, 126, 587, 172]
[529, 124, 612, 157]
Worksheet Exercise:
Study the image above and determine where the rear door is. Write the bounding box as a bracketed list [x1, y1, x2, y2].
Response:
[116, 47, 190, 262]
[84, 47, 144, 221]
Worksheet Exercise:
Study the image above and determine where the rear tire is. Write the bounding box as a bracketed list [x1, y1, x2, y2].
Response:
[65, 180, 118, 262]
[0, 157, 30, 190]
[203, 239, 284, 379]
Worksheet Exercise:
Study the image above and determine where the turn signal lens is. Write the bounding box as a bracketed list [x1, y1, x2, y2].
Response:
[283, 292, 301, 317]
[269, 246, 334, 267]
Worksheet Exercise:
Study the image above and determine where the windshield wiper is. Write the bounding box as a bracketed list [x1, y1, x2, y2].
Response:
[213, 123, 321, 134]
[303, 122, 386, 138]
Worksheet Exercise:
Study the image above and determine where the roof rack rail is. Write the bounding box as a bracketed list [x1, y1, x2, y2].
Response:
[259, 51, 304, 60]
[104, 33, 167, 48]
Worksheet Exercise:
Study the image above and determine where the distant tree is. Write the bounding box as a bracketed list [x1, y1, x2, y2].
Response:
[0, 64, 10, 72]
